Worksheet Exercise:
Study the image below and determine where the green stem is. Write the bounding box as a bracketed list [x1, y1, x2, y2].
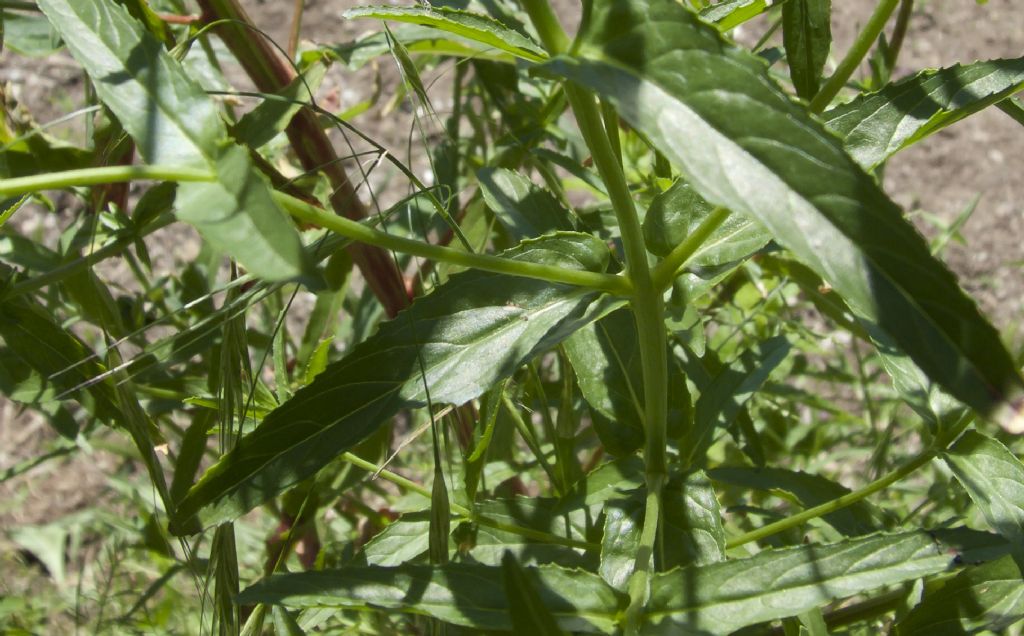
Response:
[624, 473, 665, 632]
[651, 206, 731, 290]
[0, 165, 213, 197]
[522, 0, 670, 627]
[277, 191, 632, 295]
[339, 451, 597, 550]
[808, 0, 900, 113]
[519, 0, 569, 54]
[727, 416, 970, 548]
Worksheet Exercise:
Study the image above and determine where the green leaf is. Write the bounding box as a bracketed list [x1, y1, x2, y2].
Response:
[170, 233, 617, 533]
[600, 495, 643, 591]
[0, 293, 121, 426]
[895, 553, 1024, 635]
[0, 130, 94, 179]
[344, 5, 547, 63]
[559, 456, 645, 511]
[478, 167, 575, 240]
[709, 466, 881, 536]
[175, 144, 318, 286]
[825, 57, 1024, 170]
[699, 0, 772, 32]
[364, 512, 431, 567]
[37, 0, 220, 167]
[465, 497, 593, 567]
[232, 60, 329, 150]
[548, 0, 1024, 432]
[311, 23, 519, 71]
[564, 307, 691, 455]
[998, 96, 1024, 127]
[239, 563, 623, 633]
[682, 336, 790, 466]
[644, 531, 953, 634]
[642, 179, 769, 264]
[663, 471, 726, 568]
[944, 430, 1024, 544]
[782, 0, 831, 100]
[37, 0, 316, 284]
[502, 552, 569, 635]
[272, 606, 307, 636]
[2, 9, 62, 57]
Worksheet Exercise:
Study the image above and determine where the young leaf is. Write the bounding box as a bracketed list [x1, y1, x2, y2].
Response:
[825, 57, 1024, 170]
[548, 0, 1024, 432]
[170, 234, 618, 533]
[895, 553, 1024, 635]
[663, 471, 726, 569]
[944, 430, 1024, 544]
[238, 563, 624, 633]
[642, 179, 769, 264]
[344, 6, 547, 63]
[600, 495, 643, 591]
[364, 512, 431, 567]
[782, 0, 832, 100]
[645, 531, 953, 634]
[709, 466, 881, 536]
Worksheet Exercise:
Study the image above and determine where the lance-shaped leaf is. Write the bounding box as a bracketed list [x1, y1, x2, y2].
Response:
[36, 0, 219, 167]
[0, 292, 121, 426]
[547, 0, 1024, 432]
[502, 553, 569, 635]
[895, 553, 1024, 635]
[238, 563, 624, 633]
[564, 307, 691, 455]
[478, 167, 575, 239]
[644, 531, 953, 634]
[699, 0, 772, 32]
[782, 0, 831, 100]
[681, 336, 790, 466]
[36, 0, 315, 283]
[944, 430, 1024, 544]
[344, 5, 547, 63]
[170, 233, 617, 533]
[826, 57, 1024, 170]
[314, 23, 519, 71]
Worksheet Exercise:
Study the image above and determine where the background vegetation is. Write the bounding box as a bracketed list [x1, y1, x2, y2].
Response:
[1, 0, 1024, 633]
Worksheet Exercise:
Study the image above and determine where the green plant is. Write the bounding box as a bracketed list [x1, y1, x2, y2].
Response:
[2, 0, 1024, 633]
